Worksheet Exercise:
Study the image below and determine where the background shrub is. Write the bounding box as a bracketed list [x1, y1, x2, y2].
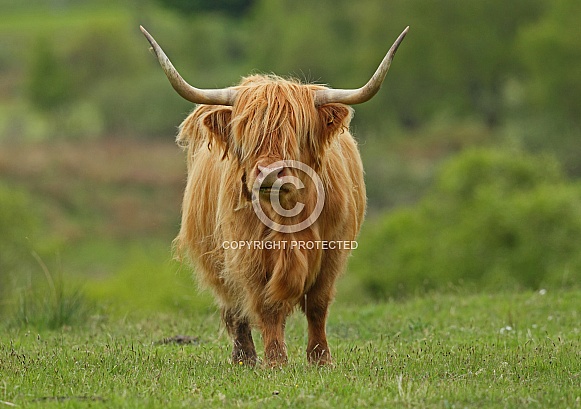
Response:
[349, 149, 581, 299]
[0, 184, 39, 301]
[0, 183, 38, 279]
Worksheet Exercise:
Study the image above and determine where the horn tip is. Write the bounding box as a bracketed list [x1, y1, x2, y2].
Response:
[139, 25, 158, 54]
[139, 25, 154, 44]
[391, 26, 409, 53]
[400, 26, 410, 39]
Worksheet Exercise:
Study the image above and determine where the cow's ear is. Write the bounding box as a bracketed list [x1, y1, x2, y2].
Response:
[203, 107, 232, 158]
[318, 103, 353, 142]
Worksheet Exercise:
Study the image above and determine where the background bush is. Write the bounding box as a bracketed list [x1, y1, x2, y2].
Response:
[349, 149, 581, 299]
[0, 185, 36, 263]
[0, 184, 39, 300]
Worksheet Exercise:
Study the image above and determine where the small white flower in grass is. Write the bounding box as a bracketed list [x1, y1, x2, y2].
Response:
[539, 289, 547, 295]
[499, 326, 513, 334]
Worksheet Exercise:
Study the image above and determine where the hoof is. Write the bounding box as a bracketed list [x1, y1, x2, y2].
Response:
[307, 345, 332, 366]
[232, 348, 258, 367]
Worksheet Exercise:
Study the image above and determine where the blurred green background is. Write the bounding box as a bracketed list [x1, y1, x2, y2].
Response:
[1, 0, 580, 320]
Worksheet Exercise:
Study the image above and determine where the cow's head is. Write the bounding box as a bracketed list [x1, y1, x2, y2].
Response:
[198, 76, 356, 207]
[141, 25, 408, 216]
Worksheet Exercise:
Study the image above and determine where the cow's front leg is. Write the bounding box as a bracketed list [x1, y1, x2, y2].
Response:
[300, 280, 334, 365]
[222, 308, 257, 366]
[259, 307, 288, 367]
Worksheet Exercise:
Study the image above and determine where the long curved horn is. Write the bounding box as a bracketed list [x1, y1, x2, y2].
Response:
[314, 26, 409, 106]
[140, 26, 236, 106]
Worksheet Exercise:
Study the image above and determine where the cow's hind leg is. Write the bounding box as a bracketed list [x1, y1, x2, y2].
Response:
[222, 308, 257, 366]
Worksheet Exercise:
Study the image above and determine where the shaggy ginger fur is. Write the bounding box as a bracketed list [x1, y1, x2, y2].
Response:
[174, 75, 366, 366]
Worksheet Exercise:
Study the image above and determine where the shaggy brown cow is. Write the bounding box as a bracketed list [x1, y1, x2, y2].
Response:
[141, 26, 408, 366]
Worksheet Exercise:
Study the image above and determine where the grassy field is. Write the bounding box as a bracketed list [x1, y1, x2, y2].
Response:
[1, 290, 579, 408]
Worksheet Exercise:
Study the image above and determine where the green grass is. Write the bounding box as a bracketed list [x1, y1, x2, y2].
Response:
[1, 290, 579, 408]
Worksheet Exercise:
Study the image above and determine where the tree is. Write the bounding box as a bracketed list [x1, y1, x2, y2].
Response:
[518, 0, 581, 127]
